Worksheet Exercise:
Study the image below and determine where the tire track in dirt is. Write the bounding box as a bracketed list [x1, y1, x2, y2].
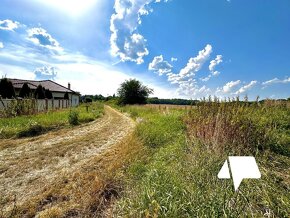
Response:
[0, 106, 135, 209]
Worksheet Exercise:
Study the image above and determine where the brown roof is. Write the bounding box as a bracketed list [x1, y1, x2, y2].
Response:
[9, 79, 75, 93]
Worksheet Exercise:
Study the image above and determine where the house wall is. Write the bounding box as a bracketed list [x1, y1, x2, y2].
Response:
[51, 92, 65, 99]
[71, 94, 79, 107]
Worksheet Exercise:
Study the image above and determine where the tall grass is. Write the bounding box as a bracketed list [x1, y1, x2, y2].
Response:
[114, 101, 290, 217]
[185, 99, 290, 156]
[0, 102, 104, 138]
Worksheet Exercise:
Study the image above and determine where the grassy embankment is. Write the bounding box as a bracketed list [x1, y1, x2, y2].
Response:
[113, 101, 290, 217]
[0, 102, 104, 138]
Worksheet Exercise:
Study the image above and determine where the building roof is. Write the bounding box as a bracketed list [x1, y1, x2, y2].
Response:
[9, 79, 76, 94]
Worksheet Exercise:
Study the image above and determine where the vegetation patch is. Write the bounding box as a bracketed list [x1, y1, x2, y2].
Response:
[113, 102, 290, 217]
[0, 102, 104, 138]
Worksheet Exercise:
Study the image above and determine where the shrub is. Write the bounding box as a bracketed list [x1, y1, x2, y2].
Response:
[68, 110, 79, 125]
[45, 89, 53, 99]
[34, 84, 46, 99]
[19, 83, 31, 98]
[0, 78, 15, 98]
[64, 92, 69, 100]
[85, 97, 92, 103]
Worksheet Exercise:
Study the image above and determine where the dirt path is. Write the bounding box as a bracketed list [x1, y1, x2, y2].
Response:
[0, 106, 135, 214]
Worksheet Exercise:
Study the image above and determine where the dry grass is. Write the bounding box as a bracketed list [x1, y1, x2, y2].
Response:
[144, 104, 194, 110]
[0, 106, 140, 217]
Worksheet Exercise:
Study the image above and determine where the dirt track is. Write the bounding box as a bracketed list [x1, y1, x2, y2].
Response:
[0, 106, 135, 212]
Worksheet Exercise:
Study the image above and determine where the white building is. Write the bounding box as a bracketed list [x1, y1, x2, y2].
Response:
[9, 79, 80, 107]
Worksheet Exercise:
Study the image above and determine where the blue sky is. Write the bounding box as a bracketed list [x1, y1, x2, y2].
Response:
[0, 0, 289, 99]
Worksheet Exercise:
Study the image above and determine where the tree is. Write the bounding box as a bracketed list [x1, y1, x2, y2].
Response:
[34, 84, 45, 99]
[64, 92, 69, 100]
[117, 79, 153, 105]
[19, 83, 31, 98]
[45, 89, 53, 99]
[0, 78, 15, 98]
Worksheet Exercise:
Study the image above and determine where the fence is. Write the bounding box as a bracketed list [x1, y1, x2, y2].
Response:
[0, 98, 73, 113]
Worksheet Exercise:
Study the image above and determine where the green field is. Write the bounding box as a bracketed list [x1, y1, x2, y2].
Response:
[0, 102, 104, 138]
[113, 101, 290, 217]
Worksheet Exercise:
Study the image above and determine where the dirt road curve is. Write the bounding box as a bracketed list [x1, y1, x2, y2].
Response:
[0, 106, 135, 210]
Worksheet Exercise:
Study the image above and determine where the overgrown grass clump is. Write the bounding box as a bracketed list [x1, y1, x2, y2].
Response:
[0, 102, 104, 138]
[68, 110, 79, 126]
[185, 100, 290, 156]
[114, 102, 290, 217]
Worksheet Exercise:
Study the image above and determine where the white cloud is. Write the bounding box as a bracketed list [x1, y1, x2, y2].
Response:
[200, 76, 210, 82]
[201, 55, 223, 82]
[27, 27, 63, 52]
[0, 42, 173, 97]
[221, 80, 241, 93]
[167, 44, 212, 84]
[262, 77, 290, 86]
[0, 42, 3, 48]
[179, 44, 212, 78]
[148, 55, 173, 75]
[0, 19, 20, 31]
[147, 44, 214, 98]
[235, 80, 257, 94]
[34, 66, 57, 80]
[110, 0, 167, 64]
[0, 63, 35, 79]
[171, 57, 177, 62]
[209, 55, 223, 72]
[176, 80, 210, 98]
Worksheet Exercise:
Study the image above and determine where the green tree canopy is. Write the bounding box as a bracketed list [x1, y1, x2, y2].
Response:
[34, 84, 45, 99]
[117, 79, 153, 105]
[0, 78, 15, 99]
[19, 83, 31, 98]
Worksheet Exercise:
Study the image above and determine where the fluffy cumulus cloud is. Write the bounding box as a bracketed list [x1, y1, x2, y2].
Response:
[148, 55, 173, 75]
[0, 19, 20, 31]
[0, 42, 3, 48]
[262, 77, 290, 87]
[178, 44, 212, 79]
[27, 27, 63, 52]
[164, 44, 213, 97]
[34, 66, 57, 80]
[201, 55, 223, 82]
[219, 80, 241, 93]
[147, 44, 212, 97]
[110, 0, 167, 64]
[235, 80, 257, 94]
[209, 55, 223, 72]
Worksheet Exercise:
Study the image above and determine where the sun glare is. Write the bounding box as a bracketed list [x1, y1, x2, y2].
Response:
[38, 0, 98, 17]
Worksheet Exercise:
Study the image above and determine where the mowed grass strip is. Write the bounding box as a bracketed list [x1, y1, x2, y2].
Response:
[0, 102, 104, 138]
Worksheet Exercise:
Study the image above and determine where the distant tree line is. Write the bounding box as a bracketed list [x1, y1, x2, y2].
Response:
[81, 94, 117, 103]
[147, 97, 199, 105]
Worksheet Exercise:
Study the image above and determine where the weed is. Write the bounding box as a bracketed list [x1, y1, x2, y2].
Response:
[68, 110, 79, 126]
